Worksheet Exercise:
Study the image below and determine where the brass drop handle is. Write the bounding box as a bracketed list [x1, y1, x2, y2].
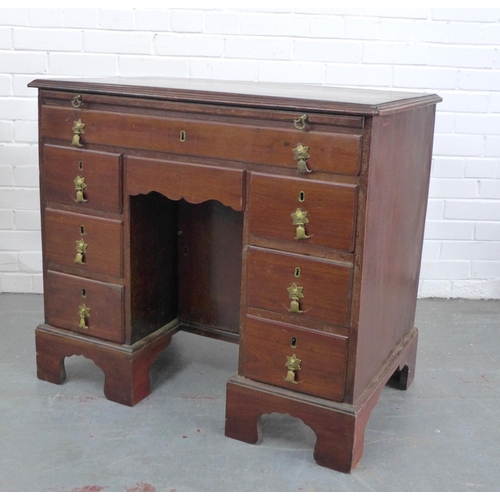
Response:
[74, 175, 88, 203]
[75, 238, 88, 265]
[285, 354, 301, 384]
[71, 95, 82, 108]
[78, 304, 90, 329]
[291, 208, 311, 240]
[71, 119, 85, 148]
[287, 283, 304, 314]
[292, 143, 311, 174]
[293, 114, 308, 130]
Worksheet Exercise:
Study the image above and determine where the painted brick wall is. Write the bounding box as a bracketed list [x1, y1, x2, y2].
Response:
[1, 8, 499, 298]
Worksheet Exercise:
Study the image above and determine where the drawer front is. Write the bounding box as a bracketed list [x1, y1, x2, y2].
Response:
[126, 156, 245, 212]
[242, 316, 347, 401]
[44, 145, 122, 213]
[246, 247, 352, 327]
[45, 270, 124, 343]
[44, 209, 123, 278]
[248, 173, 358, 252]
[40, 105, 362, 176]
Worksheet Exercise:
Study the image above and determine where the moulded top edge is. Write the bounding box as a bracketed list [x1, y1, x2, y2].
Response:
[28, 77, 442, 116]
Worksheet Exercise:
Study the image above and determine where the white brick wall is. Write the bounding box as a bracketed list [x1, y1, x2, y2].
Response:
[1, 7, 499, 298]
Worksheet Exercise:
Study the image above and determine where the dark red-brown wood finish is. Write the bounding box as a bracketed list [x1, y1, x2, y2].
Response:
[29, 77, 440, 473]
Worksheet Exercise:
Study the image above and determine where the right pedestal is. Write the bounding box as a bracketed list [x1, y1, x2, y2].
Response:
[226, 328, 418, 473]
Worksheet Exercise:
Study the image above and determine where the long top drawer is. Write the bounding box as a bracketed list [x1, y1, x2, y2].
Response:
[40, 104, 362, 176]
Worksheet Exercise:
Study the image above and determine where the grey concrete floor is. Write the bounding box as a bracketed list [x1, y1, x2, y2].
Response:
[0, 294, 499, 492]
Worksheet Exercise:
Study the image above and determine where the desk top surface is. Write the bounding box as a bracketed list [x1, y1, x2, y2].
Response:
[29, 77, 442, 116]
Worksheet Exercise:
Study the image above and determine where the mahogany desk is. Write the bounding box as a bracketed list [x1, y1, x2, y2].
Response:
[28, 78, 441, 472]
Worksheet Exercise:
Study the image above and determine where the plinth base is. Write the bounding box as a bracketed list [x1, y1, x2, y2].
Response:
[35, 322, 177, 406]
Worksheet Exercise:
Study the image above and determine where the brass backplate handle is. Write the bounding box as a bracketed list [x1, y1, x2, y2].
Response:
[292, 143, 311, 174]
[71, 119, 85, 148]
[287, 282, 304, 314]
[291, 208, 311, 240]
[74, 175, 88, 203]
[285, 354, 301, 384]
[75, 238, 88, 265]
[78, 304, 90, 329]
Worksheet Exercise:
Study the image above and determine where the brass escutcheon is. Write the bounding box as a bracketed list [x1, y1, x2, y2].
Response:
[284, 353, 301, 384]
[287, 282, 304, 314]
[71, 119, 85, 148]
[75, 238, 88, 265]
[74, 175, 88, 203]
[78, 304, 90, 329]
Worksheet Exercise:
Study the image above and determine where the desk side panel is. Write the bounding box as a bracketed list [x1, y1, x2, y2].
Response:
[353, 104, 437, 402]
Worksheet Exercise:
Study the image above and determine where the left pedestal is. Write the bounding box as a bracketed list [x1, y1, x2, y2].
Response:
[35, 324, 175, 406]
